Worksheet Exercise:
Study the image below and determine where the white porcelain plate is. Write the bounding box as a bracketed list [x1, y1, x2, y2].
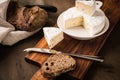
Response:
[57, 9, 109, 40]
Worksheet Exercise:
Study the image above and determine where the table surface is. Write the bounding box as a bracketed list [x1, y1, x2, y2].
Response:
[0, 0, 120, 80]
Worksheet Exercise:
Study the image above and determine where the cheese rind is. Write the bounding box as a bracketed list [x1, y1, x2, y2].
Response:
[83, 10, 105, 35]
[43, 27, 64, 48]
[76, 0, 96, 16]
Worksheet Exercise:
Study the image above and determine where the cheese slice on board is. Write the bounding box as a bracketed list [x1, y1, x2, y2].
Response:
[43, 27, 64, 48]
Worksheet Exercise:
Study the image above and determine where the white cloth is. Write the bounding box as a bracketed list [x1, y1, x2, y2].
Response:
[0, 0, 40, 46]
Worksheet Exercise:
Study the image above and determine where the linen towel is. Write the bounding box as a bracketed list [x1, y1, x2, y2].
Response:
[0, 0, 40, 45]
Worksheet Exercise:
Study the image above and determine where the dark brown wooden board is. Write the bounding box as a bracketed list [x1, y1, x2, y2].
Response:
[25, 0, 120, 80]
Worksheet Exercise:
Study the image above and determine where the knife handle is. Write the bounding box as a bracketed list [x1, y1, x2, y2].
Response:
[25, 5, 57, 13]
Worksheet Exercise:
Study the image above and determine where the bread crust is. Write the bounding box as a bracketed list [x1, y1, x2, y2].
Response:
[7, 2, 48, 31]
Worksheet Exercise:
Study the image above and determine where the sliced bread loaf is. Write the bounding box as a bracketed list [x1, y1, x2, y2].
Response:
[41, 54, 76, 78]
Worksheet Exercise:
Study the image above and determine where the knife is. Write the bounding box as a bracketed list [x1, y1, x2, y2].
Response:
[24, 48, 104, 62]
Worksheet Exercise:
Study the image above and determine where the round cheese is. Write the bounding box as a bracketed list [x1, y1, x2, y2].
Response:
[62, 7, 105, 35]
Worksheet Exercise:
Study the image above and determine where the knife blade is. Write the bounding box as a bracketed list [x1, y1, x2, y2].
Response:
[24, 48, 104, 62]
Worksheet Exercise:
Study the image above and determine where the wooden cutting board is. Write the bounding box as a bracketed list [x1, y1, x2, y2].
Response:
[25, 0, 120, 80]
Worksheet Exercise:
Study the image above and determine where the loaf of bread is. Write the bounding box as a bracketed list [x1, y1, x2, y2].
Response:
[7, 1, 48, 31]
[41, 54, 76, 78]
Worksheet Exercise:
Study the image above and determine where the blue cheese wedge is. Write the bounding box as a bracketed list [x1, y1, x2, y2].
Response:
[43, 27, 64, 48]
[76, 0, 96, 16]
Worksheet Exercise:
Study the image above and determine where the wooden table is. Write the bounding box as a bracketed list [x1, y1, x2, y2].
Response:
[0, 0, 120, 80]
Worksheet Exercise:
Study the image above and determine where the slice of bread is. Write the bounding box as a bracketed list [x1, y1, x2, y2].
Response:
[41, 54, 76, 78]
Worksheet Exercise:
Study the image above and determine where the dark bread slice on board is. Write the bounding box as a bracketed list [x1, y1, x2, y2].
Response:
[41, 54, 76, 78]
